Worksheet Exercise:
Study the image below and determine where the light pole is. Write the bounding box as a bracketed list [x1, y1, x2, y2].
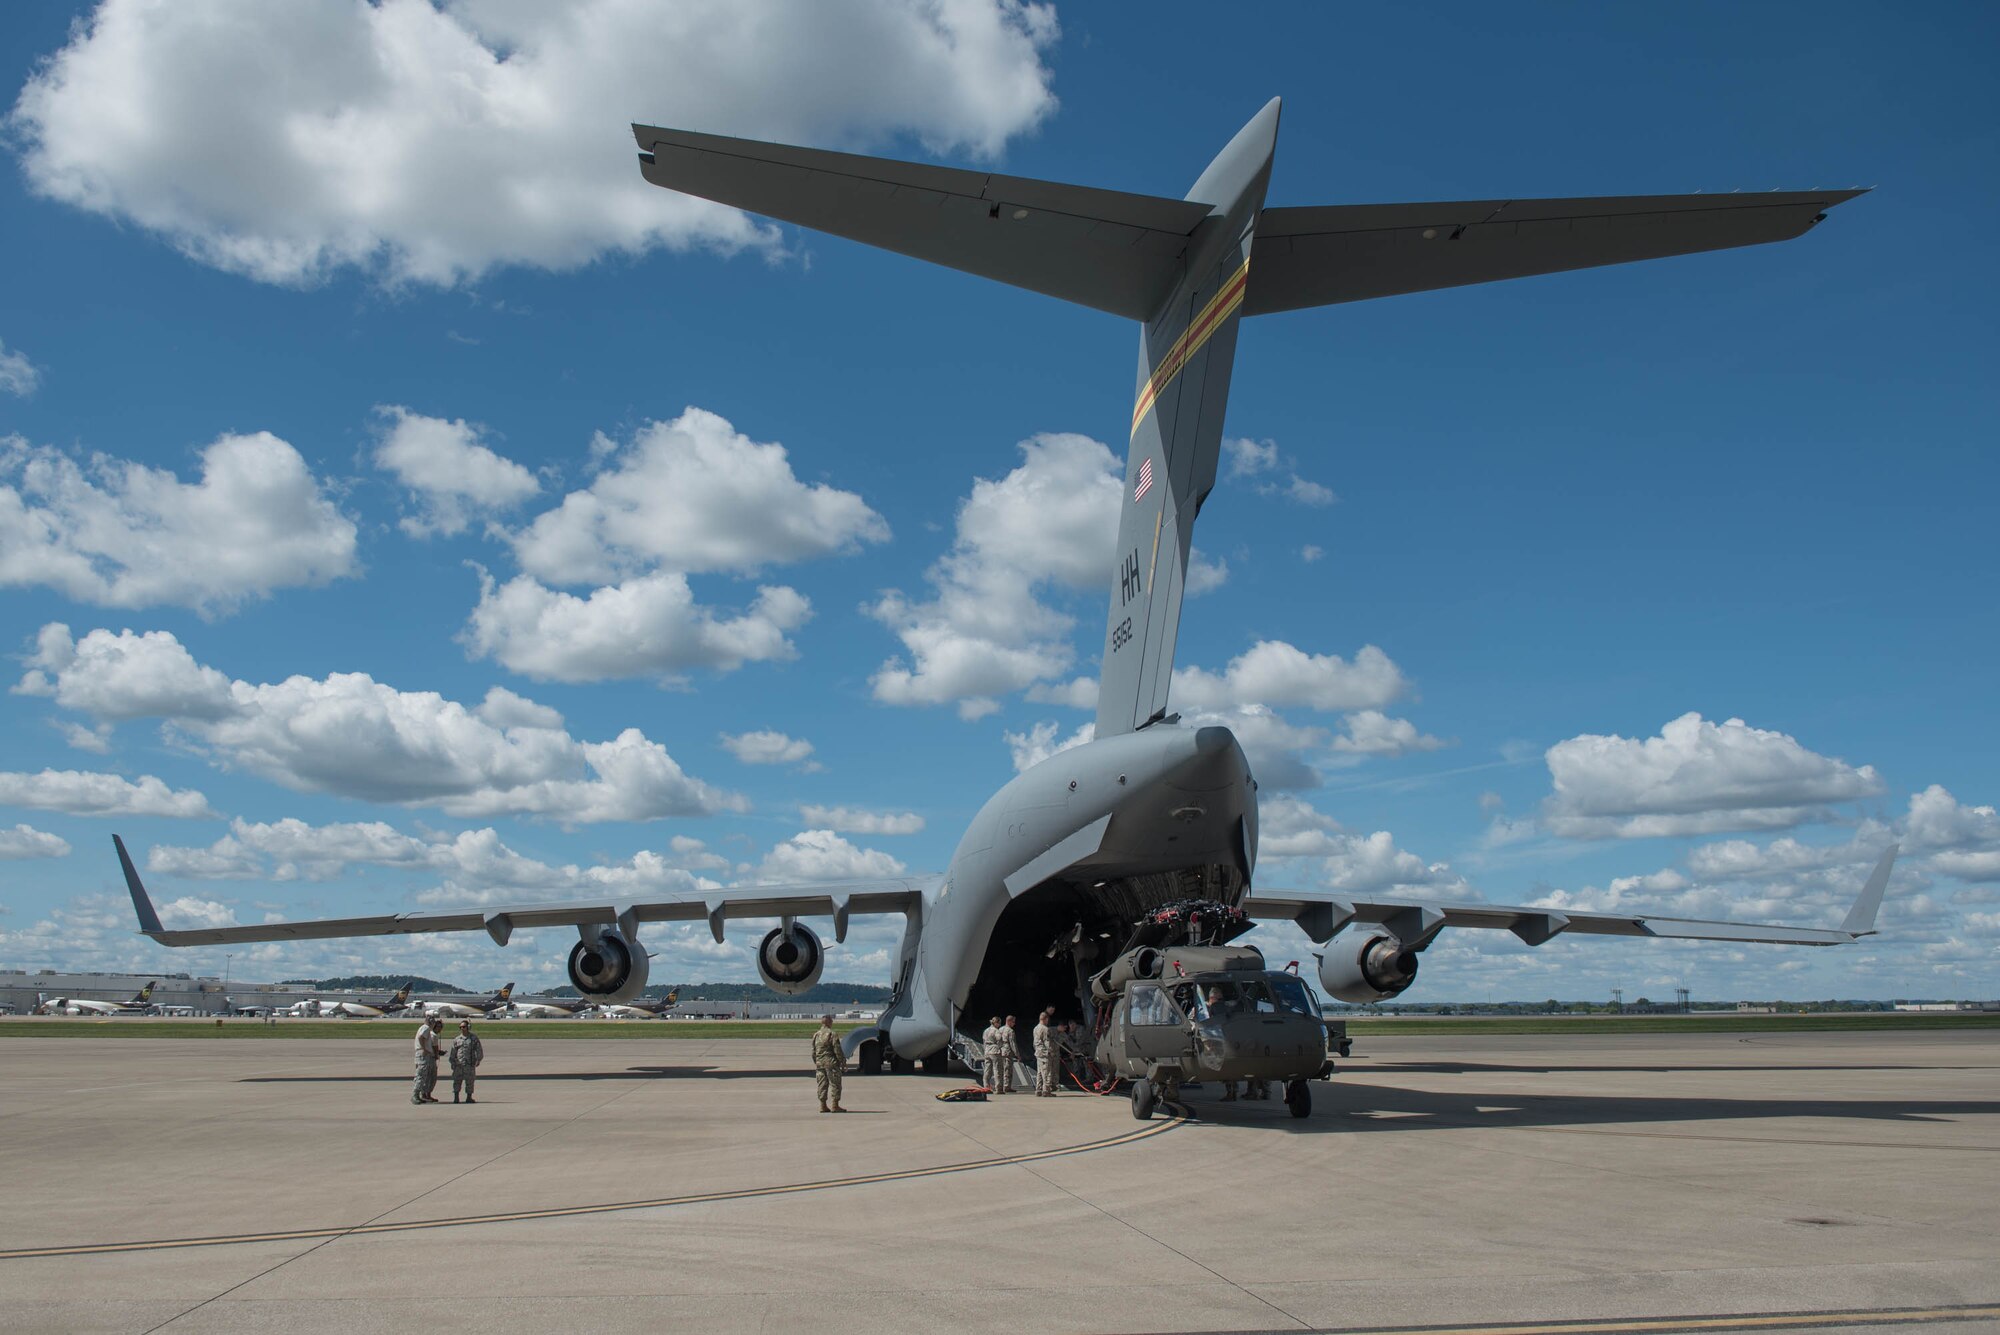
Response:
[223, 953, 233, 1015]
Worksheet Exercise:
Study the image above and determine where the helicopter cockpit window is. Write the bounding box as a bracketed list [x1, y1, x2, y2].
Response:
[1240, 979, 1278, 1014]
[1173, 984, 1207, 1021]
[1127, 982, 1182, 1027]
[1199, 982, 1239, 1017]
[1267, 974, 1319, 1017]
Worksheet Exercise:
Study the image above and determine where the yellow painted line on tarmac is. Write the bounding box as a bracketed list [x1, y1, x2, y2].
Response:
[1208, 1304, 2000, 1335]
[0, 1115, 1187, 1260]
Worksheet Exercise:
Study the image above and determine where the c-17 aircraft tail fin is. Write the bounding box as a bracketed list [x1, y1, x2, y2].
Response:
[1095, 100, 1278, 737]
[631, 105, 1865, 739]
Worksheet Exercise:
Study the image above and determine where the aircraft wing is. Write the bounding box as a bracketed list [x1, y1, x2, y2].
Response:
[632, 123, 1211, 320]
[1243, 188, 1867, 315]
[115, 835, 929, 949]
[1245, 845, 1897, 948]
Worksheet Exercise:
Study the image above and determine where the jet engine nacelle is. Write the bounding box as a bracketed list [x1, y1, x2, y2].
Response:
[1089, 947, 1162, 1002]
[1317, 934, 1419, 1004]
[567, 930, 649, 1004]
[757, 923, 825, 996]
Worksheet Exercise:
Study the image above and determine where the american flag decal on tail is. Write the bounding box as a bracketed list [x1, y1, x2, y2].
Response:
[1133, 456, 1154, 503]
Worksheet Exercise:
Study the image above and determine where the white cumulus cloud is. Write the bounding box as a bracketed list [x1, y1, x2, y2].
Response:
[1221, 436, 1334, 506]
[372, 406, 539, 537]
[147, 817, 728, 901]
[1003, 720, 1094, 773]
[1903, 785, 2000, 851]
[0, 433, 356, 614]
[720, 729, 817, 769]
[1172, 641, 1408, 714]
[798, 805, 924, 836]
[10, 0, 1059, 287]
[0, 339, 40, 396]
[1542, 713, 1885, 839]
[1330, 709, 1450, 758]
[1256, 795, 1346, 858]
[466, 573, 810, 682]
[512, 408, 887, 583]
[0, 769, 213, 819]
[0, 824, 70, 859]
[20, 624, 741, 822]
[871, 432, 1121, 718]
[753, 829, 907, 883]
[1025, 676, 1098, 710]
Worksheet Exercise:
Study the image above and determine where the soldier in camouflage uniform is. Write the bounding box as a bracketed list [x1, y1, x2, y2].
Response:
[980, 1014, 1007, 1092]
[1001, 1015, 1025, 1093]
[411, 1016, 443, 1105]
[449, 1019, 484, 1103]
[811, 1015, 846, 1113]
[1032, 1007, 1059, 1096]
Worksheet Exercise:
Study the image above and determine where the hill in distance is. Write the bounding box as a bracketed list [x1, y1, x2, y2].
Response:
[282, 975, 462, 994]
[548, 981, 892, 1004]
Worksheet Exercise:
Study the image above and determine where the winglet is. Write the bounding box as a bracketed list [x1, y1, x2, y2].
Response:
[1841, 844, 1899, 936]
[114, 835, 165, 937]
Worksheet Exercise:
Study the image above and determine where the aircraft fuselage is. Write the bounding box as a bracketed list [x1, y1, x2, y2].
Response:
[871, 723, 1257, 1060]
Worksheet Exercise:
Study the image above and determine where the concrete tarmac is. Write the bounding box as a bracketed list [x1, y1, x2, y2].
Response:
[1, 1029, 1996, 1334]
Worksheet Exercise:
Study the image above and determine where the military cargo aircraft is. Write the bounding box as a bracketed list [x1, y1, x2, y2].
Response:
[114, 100, 1890, 1106]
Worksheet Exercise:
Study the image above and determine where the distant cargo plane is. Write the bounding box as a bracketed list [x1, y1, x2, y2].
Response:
[507, 994, 592, 1020]
[584, 989, 681, 1020]
[34, 981, 156, 1016]
[116, 100, 1890, 1094]
[310, 983, 414, 1019]
[410, 983, 514, 1019]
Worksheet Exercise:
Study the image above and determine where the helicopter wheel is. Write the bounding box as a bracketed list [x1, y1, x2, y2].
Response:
[1285, 1078, 1312, 1119]
[1130, 1077, 1157, 1121]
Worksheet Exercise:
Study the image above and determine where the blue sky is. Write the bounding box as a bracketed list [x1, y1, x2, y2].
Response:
[1, 0, 1994, 1002]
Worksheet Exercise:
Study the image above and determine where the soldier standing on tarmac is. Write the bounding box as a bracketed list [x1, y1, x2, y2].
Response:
[1032, 1008, 1059, 1096]
[411, 1015, 443, 1105]
[811, 1015, 846, 1113]
[449, 1019, 484, 1104]
[981, 1014, 1007, 1093]
[1001, 1015, 1024, 1093]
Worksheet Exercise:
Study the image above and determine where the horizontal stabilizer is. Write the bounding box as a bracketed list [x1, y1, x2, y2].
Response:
[1245, 189, 1867, 315]
[633, 124, 1209, 320]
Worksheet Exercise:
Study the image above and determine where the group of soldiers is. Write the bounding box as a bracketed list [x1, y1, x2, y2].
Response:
[411, 1015, 485, 1105]
[980, 1008, 1086, 1096]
